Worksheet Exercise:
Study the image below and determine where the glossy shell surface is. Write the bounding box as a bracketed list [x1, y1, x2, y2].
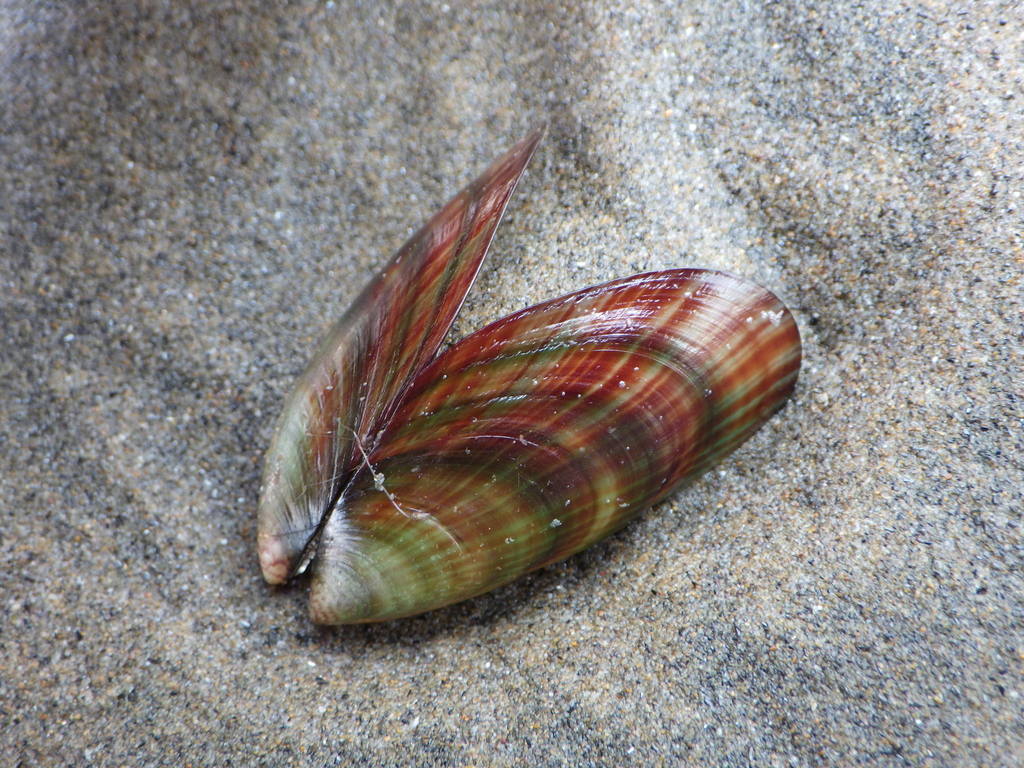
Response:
[257, 130, 801, 624]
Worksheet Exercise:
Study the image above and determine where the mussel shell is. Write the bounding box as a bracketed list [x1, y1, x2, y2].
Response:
[256, 129, 802, 624]
[308, 269, 801, 623]
[257, 129, 544, 584]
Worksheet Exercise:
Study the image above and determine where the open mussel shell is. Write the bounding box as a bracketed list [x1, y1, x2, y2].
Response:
[257, 128, 544, 584]
[256, 128, 802, 624]
[308, 269, 800, 623]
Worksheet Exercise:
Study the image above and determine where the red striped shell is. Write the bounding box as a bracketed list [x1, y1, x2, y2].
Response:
[257, 129, 802, 624]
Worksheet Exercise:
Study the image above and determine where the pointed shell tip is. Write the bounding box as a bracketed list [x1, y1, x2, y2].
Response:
[258, 534, 292, 585]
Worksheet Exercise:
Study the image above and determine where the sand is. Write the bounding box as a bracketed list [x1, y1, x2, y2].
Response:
[2, 1, 1021, 765]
